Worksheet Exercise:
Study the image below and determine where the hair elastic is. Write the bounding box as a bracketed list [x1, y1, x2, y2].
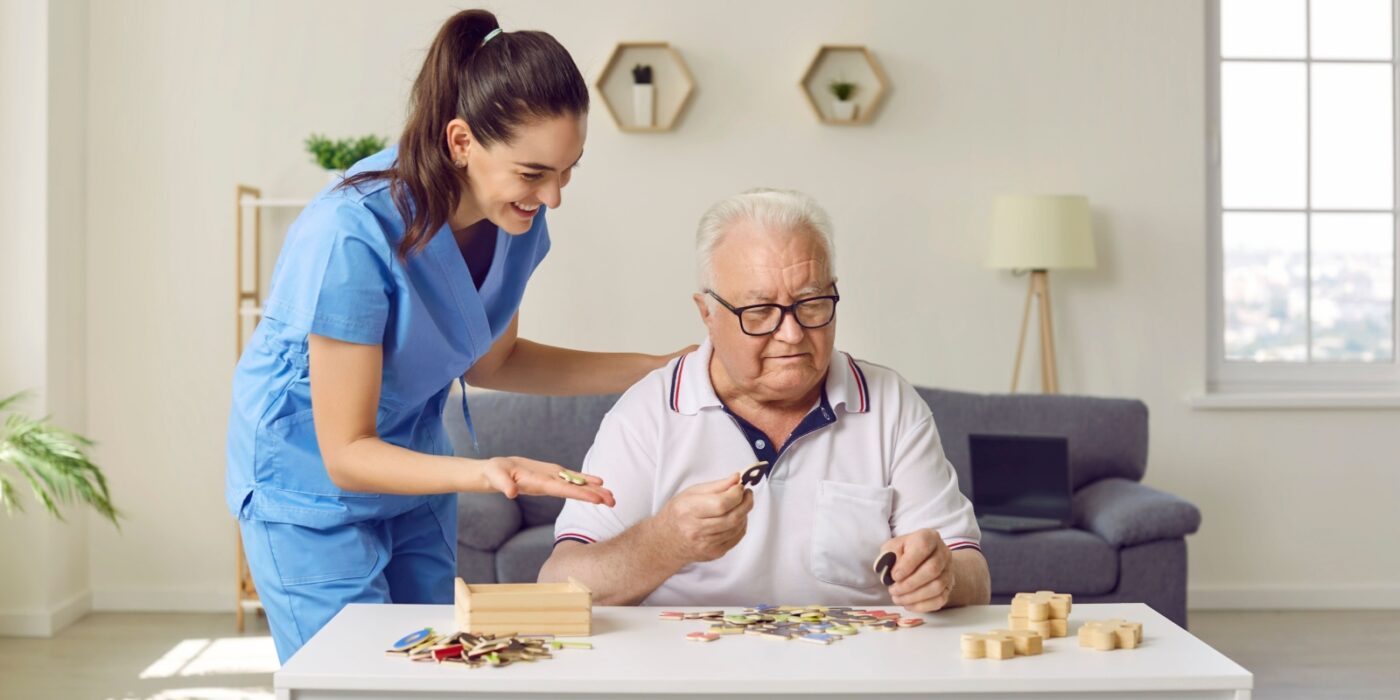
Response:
[481, 28, 503, 46]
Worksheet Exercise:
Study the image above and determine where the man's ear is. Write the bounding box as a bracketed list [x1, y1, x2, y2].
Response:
[692, 293, 712, 326]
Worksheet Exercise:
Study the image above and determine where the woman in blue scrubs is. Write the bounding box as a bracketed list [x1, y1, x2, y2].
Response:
[226, 10, 687, 662]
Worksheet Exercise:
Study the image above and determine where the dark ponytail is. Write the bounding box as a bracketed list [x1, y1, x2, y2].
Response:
[341, 9, 589, 258]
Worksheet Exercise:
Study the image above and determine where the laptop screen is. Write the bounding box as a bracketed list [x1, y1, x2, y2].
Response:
[968, 434, 1072, 521]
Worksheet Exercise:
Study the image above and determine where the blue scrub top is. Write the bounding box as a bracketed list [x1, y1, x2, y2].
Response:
[225, 147, 550, 527]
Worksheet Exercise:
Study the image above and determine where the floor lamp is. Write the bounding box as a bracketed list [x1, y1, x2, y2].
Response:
[987, 195, 1096, 394]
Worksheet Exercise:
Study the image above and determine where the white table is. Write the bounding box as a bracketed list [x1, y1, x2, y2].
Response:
[276, 603, 1252, 699]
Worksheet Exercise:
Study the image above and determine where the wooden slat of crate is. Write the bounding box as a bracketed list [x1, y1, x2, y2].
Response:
[460, 610, 592, 625]
[460, 591, 589, 611]
[464, 622, 592, 637]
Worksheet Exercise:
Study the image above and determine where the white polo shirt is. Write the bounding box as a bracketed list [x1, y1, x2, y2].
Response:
[553, 339, 980, 606]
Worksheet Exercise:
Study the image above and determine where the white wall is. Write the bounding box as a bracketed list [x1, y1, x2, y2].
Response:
[0, 0, 92, 637]
[76, 0, 1400, 614]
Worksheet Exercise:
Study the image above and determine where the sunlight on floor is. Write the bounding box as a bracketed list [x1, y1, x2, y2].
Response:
[121, 688, 273, 700]
[138, 636, 279, 679]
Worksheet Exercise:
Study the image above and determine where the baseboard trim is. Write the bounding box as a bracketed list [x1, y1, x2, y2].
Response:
[91, 587, 235, 613]
[0, 590, 91, 637]
[1190, 584, 1400, 610]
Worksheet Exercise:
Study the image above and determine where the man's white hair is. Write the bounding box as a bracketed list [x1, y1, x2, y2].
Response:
[695, 188, 836, 292]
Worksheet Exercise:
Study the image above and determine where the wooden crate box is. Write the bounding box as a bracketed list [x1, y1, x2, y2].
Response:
[454, 577, 592, 637]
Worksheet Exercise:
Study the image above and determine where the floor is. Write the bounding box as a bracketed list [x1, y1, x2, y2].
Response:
[0, 610, 1396, 699]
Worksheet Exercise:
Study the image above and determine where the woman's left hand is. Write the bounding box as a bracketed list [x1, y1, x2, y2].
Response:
[481, 455, 617, 507]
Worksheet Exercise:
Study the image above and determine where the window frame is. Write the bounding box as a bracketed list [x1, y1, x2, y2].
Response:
[1206, 0, 1400, 393]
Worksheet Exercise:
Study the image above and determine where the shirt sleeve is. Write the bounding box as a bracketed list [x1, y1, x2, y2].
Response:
[262, 198, 394, 345]
[553, 404, 659, 547]
[888, 408, 982, 553]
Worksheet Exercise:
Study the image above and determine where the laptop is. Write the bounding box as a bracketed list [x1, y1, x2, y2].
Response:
[968, 434, 1072, 533]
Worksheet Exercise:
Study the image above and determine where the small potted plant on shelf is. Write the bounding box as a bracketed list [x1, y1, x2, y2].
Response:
[305, 134, 388, 183]
[632, 63, 655, 128]
[828, 78, 858, 121]
[1, 391, 119, 527]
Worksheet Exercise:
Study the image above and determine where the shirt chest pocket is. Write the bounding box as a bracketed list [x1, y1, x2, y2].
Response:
[808, 480, 894, 590]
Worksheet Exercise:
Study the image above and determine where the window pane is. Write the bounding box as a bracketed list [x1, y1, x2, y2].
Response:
[1312, 0, 1393, 60]
[1224, 213, 1309, 361]
[1221, 0, 1307, 58]
[1312, 64, 1394, 209]
[1222, 63, 1308, 208]
[1311, 213, 1395, 361]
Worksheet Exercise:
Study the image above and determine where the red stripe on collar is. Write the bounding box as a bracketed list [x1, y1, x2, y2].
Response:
[846, 354, 868, 412]
[670, 353, 687, 412]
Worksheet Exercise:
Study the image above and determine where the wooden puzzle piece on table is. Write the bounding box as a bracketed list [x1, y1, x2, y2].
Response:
[1007, 590, 1072, 638]
[962, 627, 1045, 660]
[961, 631, 1015, 659]
[1078, 619, 1143, 651]
[990, 628, 1044, 656]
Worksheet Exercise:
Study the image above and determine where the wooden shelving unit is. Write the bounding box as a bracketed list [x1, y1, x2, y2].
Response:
[799, 45, 890, 125]
[232, 184, 308, 632]
[594, 41, 696, 133]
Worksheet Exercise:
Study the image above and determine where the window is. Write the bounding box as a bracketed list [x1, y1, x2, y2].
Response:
[1209, 0, 1400, 392]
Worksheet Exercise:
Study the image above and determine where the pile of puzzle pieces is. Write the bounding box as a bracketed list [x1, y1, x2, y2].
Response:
[385, 627, 592, 668]
[963, 590, 1073, 660]
[664, 605, 924, 644]
[1008, 590, 1073, 637]
[963, 591, 1146, 660]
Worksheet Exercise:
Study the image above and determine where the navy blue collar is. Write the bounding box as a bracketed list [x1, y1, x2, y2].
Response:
[720, 387, 837, 472]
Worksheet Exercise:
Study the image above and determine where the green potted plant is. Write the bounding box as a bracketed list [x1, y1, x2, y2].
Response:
[631, 64, 655, 127]
[828, 78, 858, 121]
[304, 134, 389, 183]
[1, 392, 118, 526]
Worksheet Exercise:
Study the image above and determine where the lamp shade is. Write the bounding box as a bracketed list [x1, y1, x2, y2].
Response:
[986, 195, 1096, 270]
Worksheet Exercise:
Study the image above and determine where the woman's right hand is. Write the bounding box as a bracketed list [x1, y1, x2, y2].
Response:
[480, 456, 617, 507]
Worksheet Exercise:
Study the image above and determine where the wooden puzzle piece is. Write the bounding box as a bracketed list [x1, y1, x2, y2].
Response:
[990, 628, 1044, 656]
[739, 460, 771, 487]
[1010, 590, 1072, 621]
[872, 551, 898, 585]
[960, 631, 1017, 659]
[1078, 619, 1143, 651]
[1007, 614, 1068, 638]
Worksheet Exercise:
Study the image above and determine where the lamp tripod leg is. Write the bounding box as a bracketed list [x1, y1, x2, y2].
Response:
[1035, 270, 1059, 394]
[1011, 273, 1036, 393]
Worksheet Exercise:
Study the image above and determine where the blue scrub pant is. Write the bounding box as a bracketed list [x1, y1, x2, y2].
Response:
[239, 494, 457, 663]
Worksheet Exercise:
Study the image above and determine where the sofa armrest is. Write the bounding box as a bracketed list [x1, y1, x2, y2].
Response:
[1073, 478, 1201, 548]
[456, 492, 523, 552]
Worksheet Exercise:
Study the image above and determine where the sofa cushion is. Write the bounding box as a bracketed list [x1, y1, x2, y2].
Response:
[456, 492, 522, 551]
[982, 528, 1119, 595]
[495, 524, 556, 583]
[916, 388, 1149, 492]
[1075, 478, 1202, 548]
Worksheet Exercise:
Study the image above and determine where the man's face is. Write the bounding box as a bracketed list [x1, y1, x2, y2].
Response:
[696, 221, 836, 404]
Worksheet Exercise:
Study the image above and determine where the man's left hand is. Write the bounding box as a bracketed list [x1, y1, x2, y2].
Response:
[880, 528, 955, 613]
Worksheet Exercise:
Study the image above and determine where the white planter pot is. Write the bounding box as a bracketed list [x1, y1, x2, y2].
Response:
[633, 84, 656, 127]
[832, 99, 858, 121]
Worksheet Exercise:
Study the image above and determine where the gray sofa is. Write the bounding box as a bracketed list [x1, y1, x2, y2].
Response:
[447, 387, 1202, 628]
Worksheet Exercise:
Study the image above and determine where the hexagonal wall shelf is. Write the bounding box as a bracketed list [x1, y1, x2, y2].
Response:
[595, 42, 695, 133]
[800, 45, 889, 125]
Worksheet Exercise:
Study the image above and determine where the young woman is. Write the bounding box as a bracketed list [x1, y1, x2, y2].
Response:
[226, 9, 688, 662]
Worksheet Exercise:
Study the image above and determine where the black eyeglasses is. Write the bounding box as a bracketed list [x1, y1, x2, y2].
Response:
[705, 284, 840, 336]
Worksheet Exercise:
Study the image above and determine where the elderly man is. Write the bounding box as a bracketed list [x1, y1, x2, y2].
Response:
[539, 189, 990, 611]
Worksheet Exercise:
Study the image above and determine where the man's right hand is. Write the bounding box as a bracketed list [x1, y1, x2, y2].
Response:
[656, 473, 753, 565]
